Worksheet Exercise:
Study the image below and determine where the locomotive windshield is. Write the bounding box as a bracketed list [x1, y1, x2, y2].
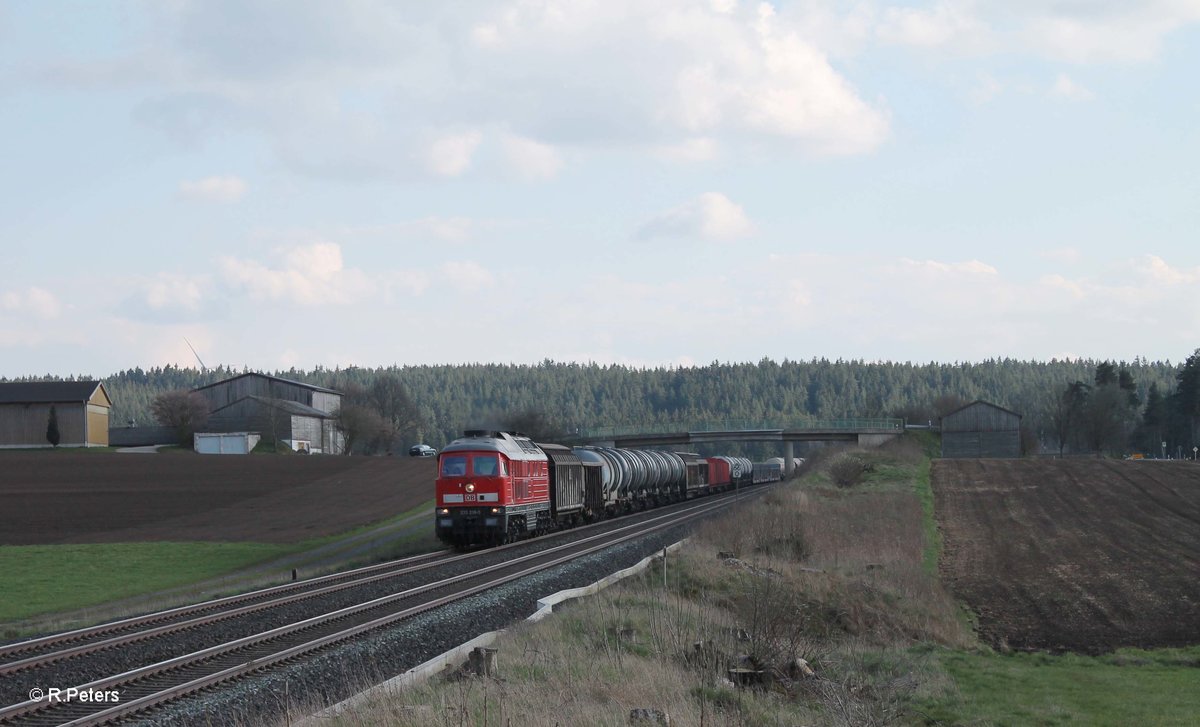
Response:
[441, 455, 467, 477]
[473, 454, 502, 476]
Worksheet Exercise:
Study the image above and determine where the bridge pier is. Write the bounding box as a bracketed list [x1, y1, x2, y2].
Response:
[784, 441, 794, 479]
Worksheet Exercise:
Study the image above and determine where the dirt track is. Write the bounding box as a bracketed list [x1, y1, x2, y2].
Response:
[933, 458, 1200, 653]
[0, 452, 436, 545]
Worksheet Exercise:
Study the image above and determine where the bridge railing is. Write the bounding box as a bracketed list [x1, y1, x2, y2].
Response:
[576, 418, 904, 440]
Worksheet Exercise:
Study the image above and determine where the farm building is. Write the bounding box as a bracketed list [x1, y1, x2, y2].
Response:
[940, 400, 1022, 459]
[193, 373, 345, 454]
[0, 381, 112, 448]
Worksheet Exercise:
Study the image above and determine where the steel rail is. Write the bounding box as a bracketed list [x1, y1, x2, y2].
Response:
[2, 486, 746, 673]
[0, 492, 753, 725]
[82, 498, 735, 726]
[0, 549, 452, 665]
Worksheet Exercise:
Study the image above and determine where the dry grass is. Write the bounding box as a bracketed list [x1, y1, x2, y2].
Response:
[301, 435, 971, 726]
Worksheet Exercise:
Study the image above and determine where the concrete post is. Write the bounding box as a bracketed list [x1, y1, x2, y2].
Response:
[784, 440, 794, 478]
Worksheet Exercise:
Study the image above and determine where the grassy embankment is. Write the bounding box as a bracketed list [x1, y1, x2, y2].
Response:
[328, 434, 1200, 726]
[0, 503, 439, 631]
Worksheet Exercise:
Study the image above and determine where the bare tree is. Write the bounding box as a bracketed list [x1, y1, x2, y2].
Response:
[152, 390, 210, 447]
[932, 394, 970, 420]
[334, 402, 389, 455]
[368, 374, 425, 453]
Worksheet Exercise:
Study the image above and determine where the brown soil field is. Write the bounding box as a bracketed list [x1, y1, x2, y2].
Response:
[933, 458, 1200, 654]
[0, 451, 436, 545]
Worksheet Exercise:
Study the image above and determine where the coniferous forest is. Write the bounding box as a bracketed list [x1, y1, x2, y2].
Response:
[8, 351, 1200, 458]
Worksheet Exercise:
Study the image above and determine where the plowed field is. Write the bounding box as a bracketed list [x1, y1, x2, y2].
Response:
[0, 452, 435, 545]
[933, 458, 1200, 654]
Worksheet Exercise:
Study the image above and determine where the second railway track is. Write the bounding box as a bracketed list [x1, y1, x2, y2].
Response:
[0, 488, 765, 726]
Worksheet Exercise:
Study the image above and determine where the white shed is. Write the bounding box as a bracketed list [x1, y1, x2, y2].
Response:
[194, 432, 261, 455]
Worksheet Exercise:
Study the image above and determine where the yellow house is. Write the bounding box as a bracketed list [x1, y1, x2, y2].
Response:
[0, 381, 112, 448]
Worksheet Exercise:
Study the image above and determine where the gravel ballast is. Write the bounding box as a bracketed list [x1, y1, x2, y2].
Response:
[135, 521, 702, 727]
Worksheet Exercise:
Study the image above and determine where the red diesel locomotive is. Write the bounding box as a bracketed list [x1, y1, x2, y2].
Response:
[435, 430, 559, 546]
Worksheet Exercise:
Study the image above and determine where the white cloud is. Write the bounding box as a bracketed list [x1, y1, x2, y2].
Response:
[653, 137, 719, 162]
[220, 241, 374, 305]
[30, 1, 1200, 190]
[1, 286, 62, 318]
[144, 274, 205, 311]
[876, 3, 991, 51]
[465, 1, 890, 155]
[179, 175, 247, 203]
[1050, 73, 1094, 101]
[501, 134, 564, 181]
[897, 258, 998, 277]
[752, 252, 1200, 359]
[662, 3, 891, 154]
[424, 131, 483, 177]
[441, 261, 495, 291]
[1022, 4, 1200, 64]
[638, 192, 754, 241]
[1040, 273, 1086, 300]
[1138, 255, 1200, 285]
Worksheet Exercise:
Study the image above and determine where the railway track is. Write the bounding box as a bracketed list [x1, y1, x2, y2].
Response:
[0, 491, 753, 726]
[0, 549, 454, 672]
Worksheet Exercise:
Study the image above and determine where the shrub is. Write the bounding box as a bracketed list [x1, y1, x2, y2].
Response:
[829, 453, 871, 487]
[46, 405, 61, 447]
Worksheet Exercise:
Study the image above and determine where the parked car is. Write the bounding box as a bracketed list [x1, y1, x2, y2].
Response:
[409, 444, 437, 457]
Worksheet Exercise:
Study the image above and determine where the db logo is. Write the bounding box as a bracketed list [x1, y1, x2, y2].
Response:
[465, 493, 476, 502]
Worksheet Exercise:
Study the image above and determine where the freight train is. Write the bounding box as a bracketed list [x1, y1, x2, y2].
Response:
[434, 430, 781, 548]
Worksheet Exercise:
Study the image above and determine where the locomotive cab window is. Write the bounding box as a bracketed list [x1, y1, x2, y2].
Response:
[441, 456, 467, 477]
[473, 454, 500, 476]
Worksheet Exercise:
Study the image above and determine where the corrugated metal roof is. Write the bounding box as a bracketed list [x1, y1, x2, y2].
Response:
[209, 395, 334, 419]
[0, 381, 107, 405]
[192, 372, 341, 395]
[941, 399, 1023, 421]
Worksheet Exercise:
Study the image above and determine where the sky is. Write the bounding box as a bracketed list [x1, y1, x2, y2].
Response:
[2, 0, 1199, 377]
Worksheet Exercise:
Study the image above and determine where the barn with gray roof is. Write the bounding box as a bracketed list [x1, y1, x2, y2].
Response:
[193, 373, 345, 454]
[940, 400, 1022, 458]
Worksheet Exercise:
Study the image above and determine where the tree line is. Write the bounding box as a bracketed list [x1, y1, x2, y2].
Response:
[1046, 351, 1200, 458]
[5, 352, 1196, 457]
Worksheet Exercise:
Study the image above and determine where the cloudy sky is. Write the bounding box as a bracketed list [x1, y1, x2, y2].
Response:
[3, 1, 1199, 376]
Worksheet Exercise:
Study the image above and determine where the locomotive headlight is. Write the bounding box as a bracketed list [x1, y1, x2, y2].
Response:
[465, 483, 475, 493]
[438, 508, 449, 515]
[491, 507, 500, 514]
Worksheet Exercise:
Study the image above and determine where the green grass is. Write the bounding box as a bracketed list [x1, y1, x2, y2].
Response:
[0, 541, 297, 622]
[916, 646, 1200, 726]
[0, 500, 440, 626]
[912, 457, 941, 576]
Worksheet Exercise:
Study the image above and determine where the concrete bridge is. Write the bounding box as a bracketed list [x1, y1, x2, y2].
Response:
[568, 419, 905, 478]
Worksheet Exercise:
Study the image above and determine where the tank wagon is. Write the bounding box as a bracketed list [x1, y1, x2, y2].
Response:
[434, 431, 781, 548]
